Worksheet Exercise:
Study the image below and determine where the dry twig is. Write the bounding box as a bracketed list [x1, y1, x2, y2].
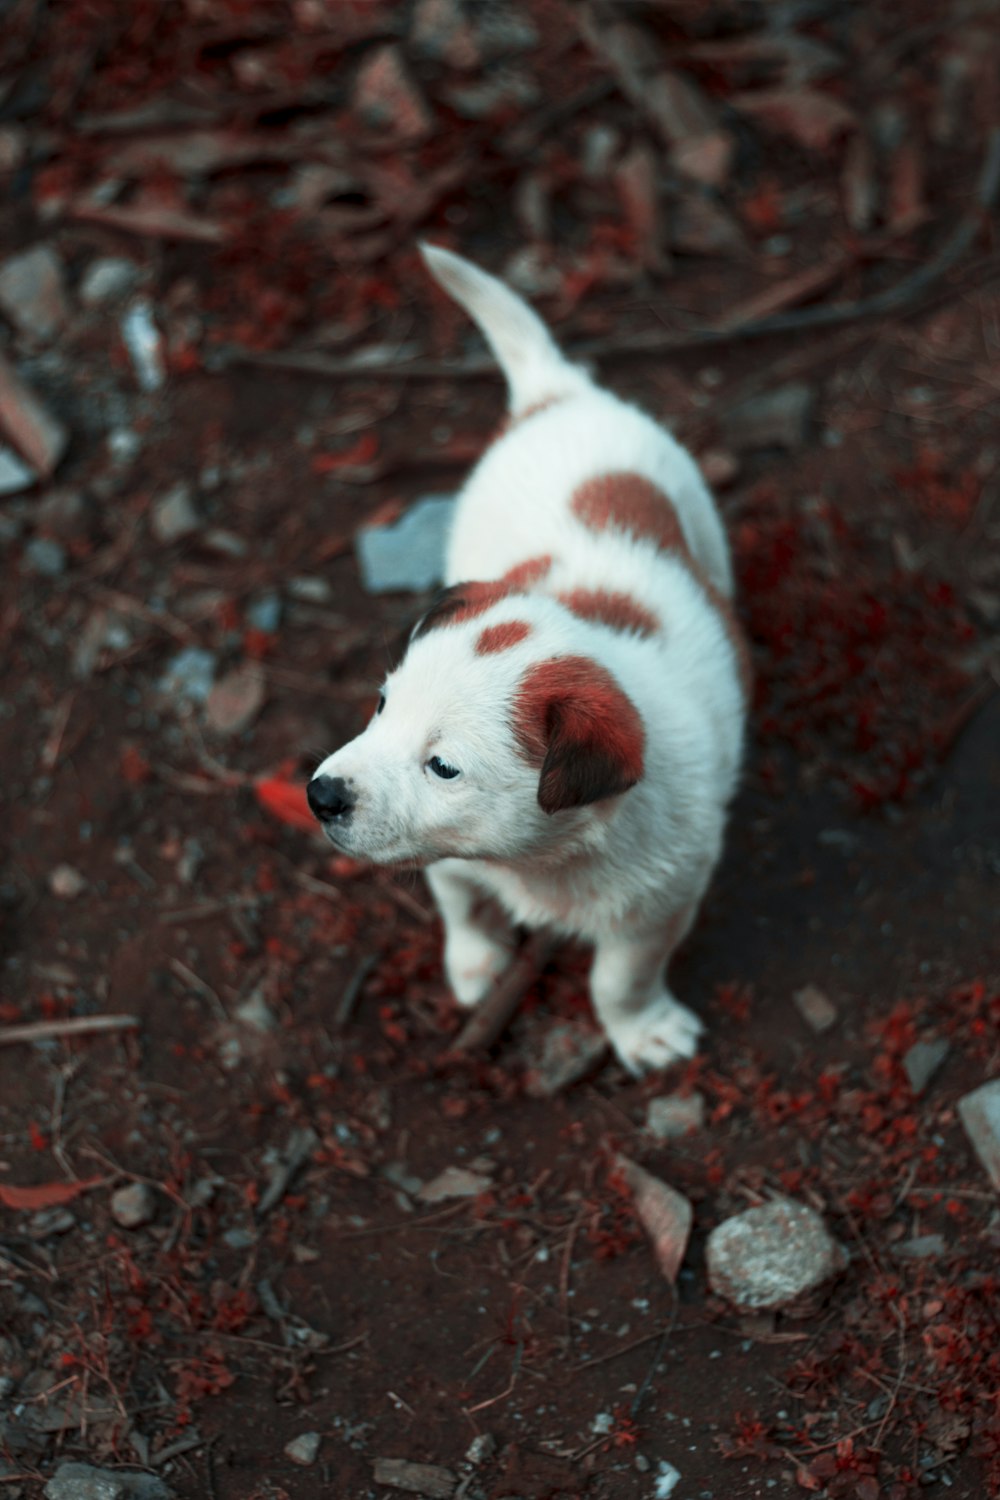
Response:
[448, 932, 559, 1054]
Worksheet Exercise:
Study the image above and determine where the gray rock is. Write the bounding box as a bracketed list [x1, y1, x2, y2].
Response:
[151, 481, 200, 544]
[0, 444, 36, 496]
[284, 1431, 321, 1466]
[121, 300, 165, 393]
[0, 246, 69, 342]
[110, 1182, 156, 1229]
[893, 1233, 946, 1260]
[523, 1021, 608, 1098]
[23, 536, 66, 576]
[204, 663, 265, 736]
[44, 1461, 174, 1500]
[707, 1197, 847, 1310]
[157, 647, 216, 705]
[245, 591, 282, 633]
[722, 382, 815, 451]
[48, 864, 86, 899]
[235, 983, 276, 1033]
[903, 1037, 949, 1095]
[646, 1091, 705, 1139]
[356, 494, 454, 593]
[353, 46, 432, 141]
[957, 1078, 1000, 1189]
[79, 257, 141, 308]
[793, 983, 838, 1034]
[287, 574, 332, 603]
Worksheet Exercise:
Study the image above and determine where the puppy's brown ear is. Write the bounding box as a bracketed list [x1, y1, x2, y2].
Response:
[513, 656, 645, 814]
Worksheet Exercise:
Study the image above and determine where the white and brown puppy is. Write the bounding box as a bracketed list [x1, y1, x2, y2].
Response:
[308, 245, 749, 1073]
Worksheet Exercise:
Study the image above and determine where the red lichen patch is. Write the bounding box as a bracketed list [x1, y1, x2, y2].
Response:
[571, 472, 688, 554]
[513, 655, 645, 812]
[476, 620, 532, 654]
[557, 588, 659, 638]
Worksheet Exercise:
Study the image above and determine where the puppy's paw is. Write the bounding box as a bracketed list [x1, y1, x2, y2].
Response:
[606, 996, 704, 1077]
[445, 930, 514, 1009]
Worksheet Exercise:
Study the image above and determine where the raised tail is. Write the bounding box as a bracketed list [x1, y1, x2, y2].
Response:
[419, 243, 592, 416]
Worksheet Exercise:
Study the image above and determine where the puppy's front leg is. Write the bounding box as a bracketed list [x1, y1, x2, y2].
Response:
[426, 859, 516, 1008]
[590, 908, 702, 1075]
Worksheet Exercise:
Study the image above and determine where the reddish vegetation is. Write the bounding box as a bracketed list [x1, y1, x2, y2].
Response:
[475, 619, 532, 654]
[513, 655, 645, 811]
[557, 587, 660, 637]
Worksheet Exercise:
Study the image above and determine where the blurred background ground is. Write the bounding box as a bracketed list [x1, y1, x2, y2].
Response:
[0, 2, 999, 1498]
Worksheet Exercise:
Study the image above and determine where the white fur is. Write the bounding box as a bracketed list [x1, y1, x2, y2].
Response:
[311, 246, 747, 1074]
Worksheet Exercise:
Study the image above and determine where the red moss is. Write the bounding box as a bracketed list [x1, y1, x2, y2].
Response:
[513, 655, 645, 812]
[476, 620, 532, 654]
[557, 588, 659, 637]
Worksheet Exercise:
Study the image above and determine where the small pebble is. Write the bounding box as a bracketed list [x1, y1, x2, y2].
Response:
[48, 864, 86, 899]
[110, 1181, 157, 1230]
[121, 299, 165, 392]
[79, 256, 141, 307]
[646, 1091, 705, 1139]
[903, 1037, 949, 1095]
[284, 1431, 321, 1466]
[793, 983, 838, 1034]
[707, 1197, 847, 1310]
[465, 1432, 496, 1465]
[23, 536, 66, 577]
[0, 444, 36, 496]
[151, 481, 201, 544]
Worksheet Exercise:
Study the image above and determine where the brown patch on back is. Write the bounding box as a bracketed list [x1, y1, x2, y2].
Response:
[571, 472, 688, 554]
[571, 471, 753, 701]
[557, 588, 659, 638]
[501, 554, 552, 590]
[413, 556, 552, 641]
[476, 620, 532, 655]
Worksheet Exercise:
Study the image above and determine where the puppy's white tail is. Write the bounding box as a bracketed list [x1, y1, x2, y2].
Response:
[419, 243, 591, 416]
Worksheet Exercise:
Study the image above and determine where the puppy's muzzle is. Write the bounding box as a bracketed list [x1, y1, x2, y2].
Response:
[307, 774, 355, 823]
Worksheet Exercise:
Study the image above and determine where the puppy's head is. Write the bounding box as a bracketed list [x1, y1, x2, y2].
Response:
[308, 587, 645, 865]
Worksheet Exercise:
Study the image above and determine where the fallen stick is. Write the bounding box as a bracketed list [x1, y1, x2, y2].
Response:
[233, 127, 1000, 381]
[0, 1014, 139, 1047]
[448, 932, 558, 1055]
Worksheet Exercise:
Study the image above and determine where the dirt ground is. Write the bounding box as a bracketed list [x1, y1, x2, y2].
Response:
[1, 3, 999, 1499]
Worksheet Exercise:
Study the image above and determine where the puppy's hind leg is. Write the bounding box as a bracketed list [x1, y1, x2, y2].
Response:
[590, 906, 702, 1076]
[426, 859, 516, 1008]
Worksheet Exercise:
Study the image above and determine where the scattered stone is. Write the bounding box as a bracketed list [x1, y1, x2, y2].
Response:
[707, 1197, 848, 1311]
[672, 191, 746, 257]
[957, 1078, 1000, 1190]
[158, 648, 216, 705]
[356, 494, 454, 593]
[245, 591, 282, 633]
[893, 1233, 947, 1260]
[0, 124, 27, 172]
[205, 663, 265, 736]
[121, 299, 165, 392]
[903, 1037, 949, 1095]
[465, 1433, 496, 1466]
[235, 982, 277, 1034]
[28, 1207, 76, 1238]
[200, 528, 248, 559]
[646, 1091, 705, 1139]
[732, 87, 858, 151]
[722, 382, 814, 452]
[372, 1458, 456, 1499]
[793, 983, 838, 1034]
[654, 1461, 682, 1499]
[79, 257, 141, 308]
[284, 1432, 321, 1466]
[150, 481, 201, 544]
[523, 1020, 608, 1098]
[410, 0, 480, 69]
[417, 1165, 492, 1203]
[353, 46, 433, 142]
[0, 350, 69, 477]
[615, 1154, 692, 1283]
[672, 131, 734, 188]
[699, 448, 739, 489]
[48, 864, 86, 899]
[287, 574, 332, 603]
[110, 1182, 157, 1230]
[0, 246, 69, 342]
[443, 68, 538, 120]
[0, 444, 36, 496]
[23, 536, 66, 577]
[44, 1462, 174, 1499]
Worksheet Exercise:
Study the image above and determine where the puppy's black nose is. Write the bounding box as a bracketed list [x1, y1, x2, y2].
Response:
[307, 774, 354, 821]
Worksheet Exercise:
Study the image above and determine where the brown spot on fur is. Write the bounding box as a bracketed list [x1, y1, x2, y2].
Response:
[571, 472, 752, 700]
[500, 554, 552, 590]
[513, 655, 645, 813]
[557, 588, 659, 638]
[476, 620, 532, 654]
[571, 472, 688, 554]
[493, 397, 564, 443]
[414, 556, 552, 640]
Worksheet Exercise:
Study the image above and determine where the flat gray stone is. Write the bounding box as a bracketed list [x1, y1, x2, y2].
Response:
[793, 983, 838, 1034]
[79, 257, 141, 307]
[284, 1431, 321, 1466]
[903, 1037, 949, 1095]
[707, 1197, 847, 1310]
[356, 494, 454, 594]
[646, 1091, 706, 1139]
[151, 481, 200, 544]
[0, 444, 36, 496]
[44, 1462, 174, 1500]
[157, 647, 216, 705]
[0, 245, 69, 341]
[110, 1182, 156, 1229]
[957, 1078, 1000, 1189]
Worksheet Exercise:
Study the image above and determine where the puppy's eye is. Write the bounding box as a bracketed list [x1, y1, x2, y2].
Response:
[427, 755, 460, 780]
[376, 691, 386, 715]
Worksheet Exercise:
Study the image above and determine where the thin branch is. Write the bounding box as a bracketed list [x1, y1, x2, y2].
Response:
[447, 932, 558, 1055]
[0, 1014, 139, 1047]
